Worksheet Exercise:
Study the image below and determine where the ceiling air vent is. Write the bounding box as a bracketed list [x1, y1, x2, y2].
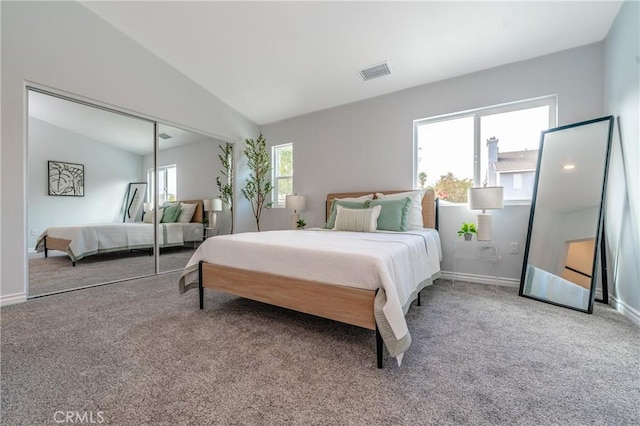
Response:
[358, 62, 391, 81]
[158, 132, 172, 140]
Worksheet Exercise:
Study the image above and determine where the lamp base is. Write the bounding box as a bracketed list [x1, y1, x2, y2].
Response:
[209, 212, 218, 230]
[290, 213, 300, 230]
[477, 213, 492, 241]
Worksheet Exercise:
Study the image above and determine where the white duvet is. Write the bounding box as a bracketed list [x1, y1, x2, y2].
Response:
[36, 223, 187, 262]
[179, 228, 441, 364]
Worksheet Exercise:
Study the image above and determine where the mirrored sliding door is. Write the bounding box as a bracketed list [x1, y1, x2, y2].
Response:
[27, 89, 156, 296]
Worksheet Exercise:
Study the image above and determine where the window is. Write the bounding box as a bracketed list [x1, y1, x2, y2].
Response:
[147, 164, 177, 205]
[414, 96, 556, 203]
[271, 143, 293, 207]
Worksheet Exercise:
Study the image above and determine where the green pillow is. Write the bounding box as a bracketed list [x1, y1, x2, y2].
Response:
[369, 197, 411, 232]
[161, 203, 182, 223]
[324, 200, 371, 229]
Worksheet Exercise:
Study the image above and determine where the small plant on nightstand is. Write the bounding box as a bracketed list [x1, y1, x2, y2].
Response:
[296, 218, 307, 229]
[457, 222, 477, 241]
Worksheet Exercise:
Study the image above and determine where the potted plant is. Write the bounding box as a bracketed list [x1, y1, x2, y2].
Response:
[242, 133, 273, 232]
[216, 142, 234, 234]
[457, 222, 477, 241]
[296, 218, 306, 229]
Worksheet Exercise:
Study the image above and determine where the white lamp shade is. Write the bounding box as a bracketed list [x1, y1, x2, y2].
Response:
[468, 187, 504, 210]
[203, 199, 213, 212]
[285, 195, 306, 211]
[212, 198, 223, 212]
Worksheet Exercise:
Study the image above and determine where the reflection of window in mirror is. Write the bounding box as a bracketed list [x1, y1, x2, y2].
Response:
[414, 96, 556, 204]
[147, 165, 177, 204]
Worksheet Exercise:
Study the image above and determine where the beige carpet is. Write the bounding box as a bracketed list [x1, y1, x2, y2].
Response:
[1, 276, 638, 425]
[28, 247, 196, 296]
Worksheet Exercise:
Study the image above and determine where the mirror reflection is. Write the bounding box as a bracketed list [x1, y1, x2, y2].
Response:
[151, 126, 234, 273]
[520, 116, 614, 312]
[27, 89, 232, 296]
[28, 90, 156, 296]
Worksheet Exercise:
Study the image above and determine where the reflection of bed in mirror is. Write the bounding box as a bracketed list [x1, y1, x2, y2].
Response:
[36, 200, 204, 266]
[520, 116, 614, 313]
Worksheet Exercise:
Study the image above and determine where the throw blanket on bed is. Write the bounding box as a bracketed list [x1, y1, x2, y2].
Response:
[178, 229, 441, 365]
[36, 223, 185, 262]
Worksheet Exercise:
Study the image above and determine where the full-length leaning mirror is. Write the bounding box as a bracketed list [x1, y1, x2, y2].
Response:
[520, 116, 614, 313]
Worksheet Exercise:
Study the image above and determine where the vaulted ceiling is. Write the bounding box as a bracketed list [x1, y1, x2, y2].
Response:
[81, 1, 623, 125]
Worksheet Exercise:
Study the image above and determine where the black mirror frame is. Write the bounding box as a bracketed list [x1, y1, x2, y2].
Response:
[519, 116, 615, 314]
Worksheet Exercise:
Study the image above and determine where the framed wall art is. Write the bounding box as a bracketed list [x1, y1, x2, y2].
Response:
[123, 182, 148, 223]
[48, 160, 84, 197]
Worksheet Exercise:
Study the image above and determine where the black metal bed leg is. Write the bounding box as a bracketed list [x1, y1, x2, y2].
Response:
[198, 260, 204, 310]
[417, 290, 421, 306]
[44, 236, 48, 258]
[376, 325, 383, 369]
[72, 261, 76, 267]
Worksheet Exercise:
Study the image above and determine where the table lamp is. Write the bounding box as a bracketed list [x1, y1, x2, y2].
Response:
[203, 198, 212, 225]
[285, 194, 306, 229]
[468, 186, 503, 241]
[211, 198, 223, 229]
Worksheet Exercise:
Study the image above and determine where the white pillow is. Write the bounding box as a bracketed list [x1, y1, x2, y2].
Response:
[143, 207, 163, 223]
[334, 194, 374, 201]
[178, 202, 198, 223]
[333, 205, 381, 232]
[376, 190, 426, 230]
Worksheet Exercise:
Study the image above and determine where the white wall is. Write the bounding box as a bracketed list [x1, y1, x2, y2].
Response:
[1, 1, 259, 305]
[603, 0, 640, 318]
[28, 117, 144, 249]
[261, 43, 605, 284]
[142, 139, 234, 235]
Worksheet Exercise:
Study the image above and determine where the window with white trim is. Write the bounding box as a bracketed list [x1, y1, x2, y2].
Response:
[271, 143, 293, 207]
[414, 96, 556, 203]
[147, 164, 177, 205]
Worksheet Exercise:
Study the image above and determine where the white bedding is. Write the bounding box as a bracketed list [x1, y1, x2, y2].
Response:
[36, 222, 202, 262]
[178, 228, 441, 364]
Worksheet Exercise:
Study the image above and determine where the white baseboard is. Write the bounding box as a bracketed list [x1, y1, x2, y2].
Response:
[439, 271, 520, 288]
[0, 292, 27, 307]
[610, 295, 640, 327]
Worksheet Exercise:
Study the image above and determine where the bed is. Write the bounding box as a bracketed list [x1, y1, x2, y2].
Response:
[178, 190, 441, 368]
[36, 200, 204, 266]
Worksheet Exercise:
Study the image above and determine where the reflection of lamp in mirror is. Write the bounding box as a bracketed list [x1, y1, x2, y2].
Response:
[203, 199, 212, 225]
[468, 187, 504, 241]
[211, 198, 223, 230]
[204, 198, 223, 229]
[285, 194, 306, 230]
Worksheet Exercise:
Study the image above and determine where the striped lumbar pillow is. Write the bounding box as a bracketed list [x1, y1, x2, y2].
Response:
[333, 205, 381, 232]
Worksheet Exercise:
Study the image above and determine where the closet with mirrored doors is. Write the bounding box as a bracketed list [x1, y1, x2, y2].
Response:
[27, 88, 233, 297]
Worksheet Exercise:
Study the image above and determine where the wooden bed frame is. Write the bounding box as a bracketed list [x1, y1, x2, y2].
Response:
[197, 189, 438, 368]
[43, 199, 204, 266]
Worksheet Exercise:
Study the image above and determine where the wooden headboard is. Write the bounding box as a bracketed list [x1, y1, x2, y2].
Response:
[177, 200, 205, 223]
[326, 189, 437, 229]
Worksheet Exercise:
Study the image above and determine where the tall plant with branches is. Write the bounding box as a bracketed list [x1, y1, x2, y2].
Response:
[241, 133, 273, 231]
[215, 142, 234, 234]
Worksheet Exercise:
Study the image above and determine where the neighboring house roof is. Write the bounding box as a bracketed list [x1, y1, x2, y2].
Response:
[495, 149, 539, 172]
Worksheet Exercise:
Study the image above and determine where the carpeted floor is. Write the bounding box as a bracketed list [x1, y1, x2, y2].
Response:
[28, 247, 195, 296]
[1, 276, 638, 425]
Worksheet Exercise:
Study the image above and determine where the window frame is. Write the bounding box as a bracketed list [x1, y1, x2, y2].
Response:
[271, 143, 293, 208]
[147, 164, 177, 205]
[413, 95, 557, 204]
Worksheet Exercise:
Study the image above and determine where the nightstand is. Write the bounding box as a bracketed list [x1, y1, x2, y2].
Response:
[452, 241, 501, 287]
